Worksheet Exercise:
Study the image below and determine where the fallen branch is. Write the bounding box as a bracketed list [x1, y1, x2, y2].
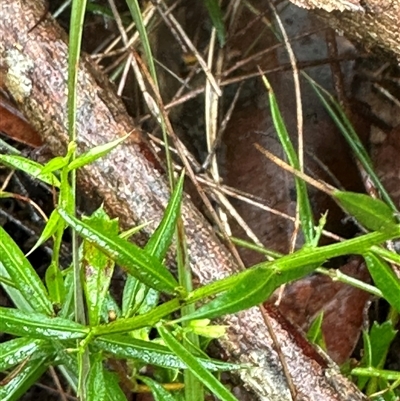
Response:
[289, 0, 400, 61]
[0, 1, 366, 400]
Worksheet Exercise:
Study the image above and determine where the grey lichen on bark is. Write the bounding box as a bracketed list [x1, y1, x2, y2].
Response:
[5, 47, 35, 103]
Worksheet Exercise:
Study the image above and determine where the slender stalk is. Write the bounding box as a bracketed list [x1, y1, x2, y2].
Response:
[68, 1, 88, 397]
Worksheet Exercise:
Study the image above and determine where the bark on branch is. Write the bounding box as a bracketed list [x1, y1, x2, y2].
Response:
[0, 1, 366, 400]
[289, 0, 400, 61]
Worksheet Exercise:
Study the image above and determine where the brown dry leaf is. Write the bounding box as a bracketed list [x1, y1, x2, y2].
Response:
[371, 125, 400, 208]
[0, 93, 42, 147]
[271, 259, 371, 364]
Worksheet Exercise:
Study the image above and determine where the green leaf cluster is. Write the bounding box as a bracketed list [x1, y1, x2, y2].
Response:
[2, 136, 400, 400]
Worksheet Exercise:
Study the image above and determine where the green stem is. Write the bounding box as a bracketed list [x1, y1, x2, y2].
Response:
[92, 227, 400, 337]
[191, 227, 400, 302]
[92, 299, 182, 336]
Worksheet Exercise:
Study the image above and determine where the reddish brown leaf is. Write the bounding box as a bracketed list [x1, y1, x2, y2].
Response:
[271, 258, 371, 364]
[371, 125, 400, 208]
[0, 94, 42, 147]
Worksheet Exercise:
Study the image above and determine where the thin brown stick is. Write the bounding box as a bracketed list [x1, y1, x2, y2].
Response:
[255, 143, 336, 195]
[49, 366, 69, 401]
[260, 305, 296, 401]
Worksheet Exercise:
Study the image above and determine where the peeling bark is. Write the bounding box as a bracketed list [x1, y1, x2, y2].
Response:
[0, 1, 366, 400]
[289, 0, 400, 61]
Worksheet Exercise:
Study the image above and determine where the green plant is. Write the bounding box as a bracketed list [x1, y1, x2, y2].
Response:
[2, 125, 400, 400]
[0, 147, 242, 401]
[1, 1, 400, 400]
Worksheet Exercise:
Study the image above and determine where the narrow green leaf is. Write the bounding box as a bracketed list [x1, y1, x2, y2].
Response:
[83, 245, 114, 326]
[95, 335, 185, 369]
[182, 261, 318, 321]
[125, 0, 157, 86]
[138, 376, 176, 401]
[45, 261, 66, 305]
[27, 209, 63, 256]
[92, 299, 182, 337]
[58, 171, 74, 211]
[120, 221, 152, 239]
[122, 173, 184, 317]
[204, 0, 226, 46]
[0, 357, 48, 401]
[68, 0, 87, 140]
[351, 367, 400, 381]
[0, 226, 53, 315]
[0, 338, 50, 371]
[261, 75, 314, 243]
[0, 155, 60, 187]
[189, 228, 400, 311]
[0, 262, 34, 312]
[122, 278, 159, 319]
[58, 208, 178, 294]
[189, 319, 227, 339]
[185, 267, 275, 321]
[146, 172, 184, 260]
[135, 288, 159, 316]
[104, 371, 128, 401]
[82, 207, 118, 326]
[357, 320, 397, 392]
[41, 155, 69, 174]
[0, 307, 88, 340]
[122, 277, 146, 318]
[305, 74, 399, 214]
[68, 134, 129, 171]
[86, 353, 106, 401]
[365, 253, 400, 312]
[363, 329, 373, 368]
[306, 312, 326, 349]
[335, 191, 397, 232]
[158, 326, 239, 401]
[94, 334, 240, 372]
[58, 269, 75, 319]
